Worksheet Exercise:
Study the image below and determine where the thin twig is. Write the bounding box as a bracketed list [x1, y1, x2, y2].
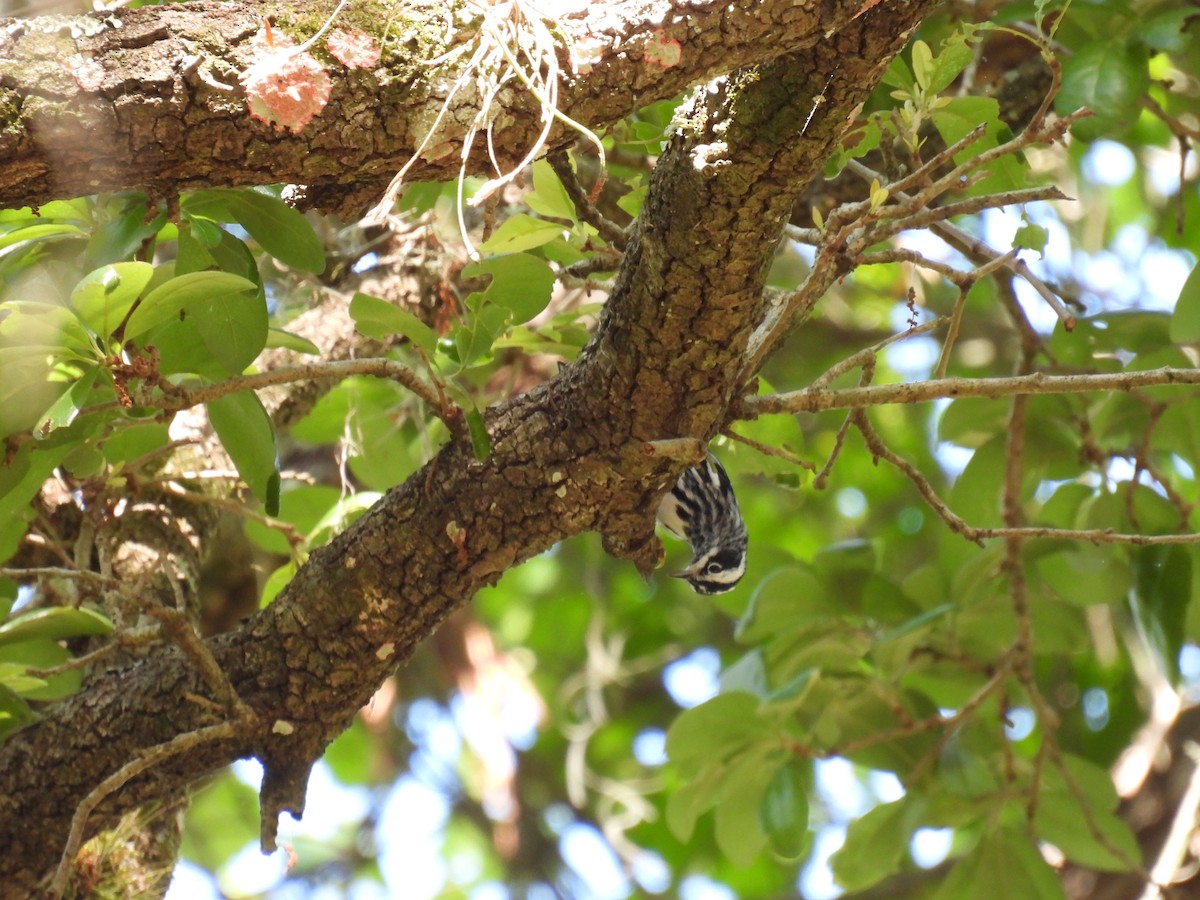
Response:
[746, 367, 1200, 416]
[48, 722, 239, 899]
[0, 567, 118, 586]
[720, 428, 817, 472]
[160, 483, 304, 551]
[82, 359, 451, 425]
[547, 149, 627, 248]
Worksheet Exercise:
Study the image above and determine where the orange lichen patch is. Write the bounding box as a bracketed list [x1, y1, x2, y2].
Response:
[243, 20, 331, 133]
[644, 30, 682, 68]
[327, 28, 381, 68]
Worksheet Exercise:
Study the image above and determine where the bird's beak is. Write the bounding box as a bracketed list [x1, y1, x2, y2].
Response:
[671, 561, 702, 580]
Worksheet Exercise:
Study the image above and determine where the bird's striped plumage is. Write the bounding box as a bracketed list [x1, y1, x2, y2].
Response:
[656, 455, 747, 594]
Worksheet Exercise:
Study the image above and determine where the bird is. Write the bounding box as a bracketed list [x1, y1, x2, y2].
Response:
[656, 454, 748, 594]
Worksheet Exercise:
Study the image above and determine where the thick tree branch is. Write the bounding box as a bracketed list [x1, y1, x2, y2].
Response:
[3, 0, 894, 213]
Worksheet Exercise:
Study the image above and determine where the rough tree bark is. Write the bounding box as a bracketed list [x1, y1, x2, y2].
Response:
[0, 0, 939, 893]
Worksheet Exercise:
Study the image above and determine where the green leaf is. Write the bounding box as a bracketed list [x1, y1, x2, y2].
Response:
[323, 718, 372, 784]
[87, 196, 165, 269]
[911, 40, 933, 91]
[666, 692, 769, 774]
[931, 97, 1024, 195]
[1056, 43, 1149, 141]
[1036, 545, 1131, 607]
[466, 405, 490, 461]
[925, 27, 977, 95]
[1169, 263, 1200, 343]
[1034, 787, 1140, 871]
[462, 254, 556, 325]
[525, 159, 578, 222]
[1014, 222, 1049, 255]
[206, 390, 279, 513]
[184, 189, 326, 273]
[0, 606, 113, 647]
[759, 762, 809, 861]
[832, 795, 925, 891]
[0, 222, 85, 252]
[104, 422, 171, 466]
[479, 214, 565, 254]
[934, 828, 1066, 900]
[882, 54, 913, 90]
[1132, 546, 1190, 682]
[69, 261, 154, 338]
[713, 750, 774, 867]
[123, 271, 257, 342]
[0, 639, 81, 700]
[449, 303, 509, 369]
[348, 292, 439, 354]
[666, 762, 729, 843]
[0, 682, 36, 741]
[186, 282, 270, 374]
[719, 649, 769, 699]
[260, 562, 295, 607]
[264, 327, 321, 355]
[736, 565, 831, 643]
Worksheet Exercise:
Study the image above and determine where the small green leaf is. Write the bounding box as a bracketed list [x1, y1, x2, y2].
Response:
[1056, 43, 1149, 141]
[882, 54, 913, 90]
[0, 606, 113, 647]
[931, 97, 1024, 195]
[760, 762, 809, 861]
[0, 222, 85, 252]
[1014, 222, 1049, 255]
[666, 762, 728, 843]
[466, 406, 490, 461]
[832, 796, 925, 891]
[1169, 263, 1200, 343]
[714, 750, 773, 867]
[911, 40, 933, 91]
[0, 682, 36, 740]
[264, 327, 321, 355]
[934, 828, 1066, 900]
[260, 562, 296, 607]
[206, 390, 279, 511]
[184, 189, 326, 273]
[1132, 546, 1190, 682]
[925, 27, 977, 95]
[70, 261, 155, 339]
[0, 639, 81, 700]
[666, 692, 768, 773]
[348, 292, 439, 354]
[479, 214, 565, 254]
[463, 254, 556, 325]
[525, 159, 578, 222]
[123, 271, 257, 341]
[187, 283, 270, 374]
[1034, 787, 1140, 872]
[450, 304, 509, 369]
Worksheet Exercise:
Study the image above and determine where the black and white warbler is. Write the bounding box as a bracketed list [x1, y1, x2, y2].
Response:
[656, 454, 748, 595]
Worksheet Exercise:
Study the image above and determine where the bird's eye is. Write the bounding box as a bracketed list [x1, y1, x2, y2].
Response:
[706, 562, 722, 574]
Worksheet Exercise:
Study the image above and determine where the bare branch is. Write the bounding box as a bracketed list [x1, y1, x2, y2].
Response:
[746, 367, 1200, 416]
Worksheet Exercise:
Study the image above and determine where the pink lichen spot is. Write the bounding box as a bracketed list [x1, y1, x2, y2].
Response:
[569, 34, 607, 75]
[65, 54, 104, 91]
[644, 30, 682, 68]
[243, 21, 330, 133]
[327, 28, 380, 68]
